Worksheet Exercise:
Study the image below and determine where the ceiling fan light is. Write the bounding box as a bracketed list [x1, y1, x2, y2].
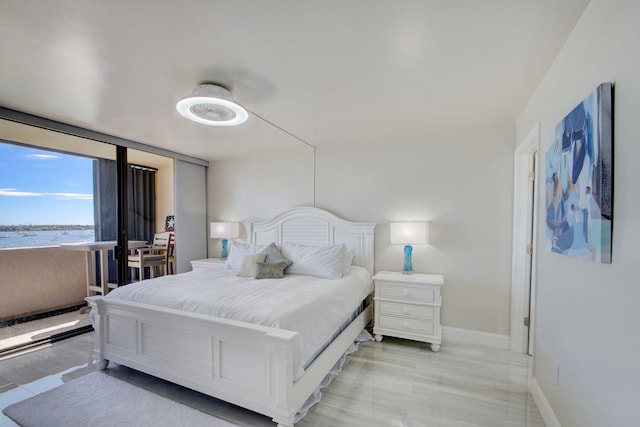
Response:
[176, 84, 248, 126]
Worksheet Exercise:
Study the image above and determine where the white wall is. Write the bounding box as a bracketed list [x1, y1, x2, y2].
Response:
[155, 162, 174, 232]
[516, 1, 640, 426]
[207, 145, 313, 226]
[208, 124, 515, 337]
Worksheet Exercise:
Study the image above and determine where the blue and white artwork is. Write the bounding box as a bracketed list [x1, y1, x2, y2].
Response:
[164, 215, 175, 231]
[545, 83, 613, 263]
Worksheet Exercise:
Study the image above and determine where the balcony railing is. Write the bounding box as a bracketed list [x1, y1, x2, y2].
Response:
[0, 246, 87, 322]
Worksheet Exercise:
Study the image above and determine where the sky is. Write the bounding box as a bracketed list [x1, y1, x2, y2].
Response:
[0, 142, 94, 225]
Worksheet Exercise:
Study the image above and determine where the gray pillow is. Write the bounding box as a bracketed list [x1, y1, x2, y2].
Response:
[255, 261, 288, 279]
[236, 253, 267, 277]
[261, 242, 292, 267]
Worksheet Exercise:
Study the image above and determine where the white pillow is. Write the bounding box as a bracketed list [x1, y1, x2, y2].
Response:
[280, 242, 347, 280]
[342, 248, 357, 275]
[236, 253, 267, 277]
[224, 241, 265, 270]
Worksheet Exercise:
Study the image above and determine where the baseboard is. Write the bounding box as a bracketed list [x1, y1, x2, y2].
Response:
[530, 377, 562, 427]
[441, 326, 510, 349]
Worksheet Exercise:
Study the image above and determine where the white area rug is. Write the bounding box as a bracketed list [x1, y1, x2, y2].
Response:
[3, 371, 238, 427]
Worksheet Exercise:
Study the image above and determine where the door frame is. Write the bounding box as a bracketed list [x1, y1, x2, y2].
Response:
[510, 124, 540, 354]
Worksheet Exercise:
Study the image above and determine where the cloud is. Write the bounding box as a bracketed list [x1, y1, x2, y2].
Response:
[50, 193, 94, 201]
[0, 188, 41, 197]
[0, 188, 92, 200]
[26, 154, 58, 160]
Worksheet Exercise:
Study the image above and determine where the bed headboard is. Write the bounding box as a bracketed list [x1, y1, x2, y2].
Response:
[243, 207, 376, 276]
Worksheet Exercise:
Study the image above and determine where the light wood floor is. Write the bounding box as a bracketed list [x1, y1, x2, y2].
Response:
[0, 330, 545, 427]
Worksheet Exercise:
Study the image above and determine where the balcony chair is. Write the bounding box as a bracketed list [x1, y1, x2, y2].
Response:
[128, 232, 172, 282]
[167, 232, 175, 275]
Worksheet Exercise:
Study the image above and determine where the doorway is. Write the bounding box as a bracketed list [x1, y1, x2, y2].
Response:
[510, 125, 540, 355]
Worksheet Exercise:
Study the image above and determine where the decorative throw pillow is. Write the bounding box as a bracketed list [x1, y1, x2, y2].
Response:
[236, 253, 267, 277]
[260, 242, 292, 267]
[255, 261, 288, 279]
[225, 242, 265, 270]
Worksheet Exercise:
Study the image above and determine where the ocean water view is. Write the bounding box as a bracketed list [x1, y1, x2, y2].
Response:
[0, 229, 95, 249]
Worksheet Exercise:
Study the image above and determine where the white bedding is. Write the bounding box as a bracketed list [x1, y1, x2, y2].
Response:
[104, 265, 373, 380]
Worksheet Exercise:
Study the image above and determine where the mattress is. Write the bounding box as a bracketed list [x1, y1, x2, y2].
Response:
[103, 265, 373, 380]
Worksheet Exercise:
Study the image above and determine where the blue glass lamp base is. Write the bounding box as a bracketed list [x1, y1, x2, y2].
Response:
[220, 239, 229, 259]
[402, 245, 413, 274]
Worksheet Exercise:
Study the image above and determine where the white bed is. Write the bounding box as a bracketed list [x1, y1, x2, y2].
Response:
[86, 207, 376, 427]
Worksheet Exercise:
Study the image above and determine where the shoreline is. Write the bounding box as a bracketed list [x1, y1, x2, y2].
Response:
[0, 225, 93, 232]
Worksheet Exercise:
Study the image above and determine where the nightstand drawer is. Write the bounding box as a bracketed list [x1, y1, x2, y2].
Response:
[378, 316, 434, 336]
[377, 283, 435, 303]
[379, 301, 433, 320]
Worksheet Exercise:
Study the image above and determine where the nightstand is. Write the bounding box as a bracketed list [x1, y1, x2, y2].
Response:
[190, 258, 226, 270]
[373, 271, 444, 352]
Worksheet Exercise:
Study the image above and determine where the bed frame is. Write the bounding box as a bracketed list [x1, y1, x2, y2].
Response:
[86, 206, 375, 426]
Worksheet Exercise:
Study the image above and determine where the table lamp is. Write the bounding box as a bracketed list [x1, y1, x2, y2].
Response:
[390, 221, 428, 274]
[210, 222, 240, 259]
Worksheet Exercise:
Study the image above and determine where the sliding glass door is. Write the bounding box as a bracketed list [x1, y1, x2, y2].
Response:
[0, 118, 178, 351]
[92, 148, 173, 284]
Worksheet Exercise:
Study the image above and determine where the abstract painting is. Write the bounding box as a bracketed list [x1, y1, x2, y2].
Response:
[545, 82, 613, 263]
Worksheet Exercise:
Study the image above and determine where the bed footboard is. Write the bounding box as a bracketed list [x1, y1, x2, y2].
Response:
[87, 295, 372, 426]
[87, 296, 301, 426]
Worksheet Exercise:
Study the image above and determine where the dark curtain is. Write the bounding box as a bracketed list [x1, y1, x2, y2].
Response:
[93, 160, 156, 283]
[128, 166, 156, 243]
[93, 159, 117, 242]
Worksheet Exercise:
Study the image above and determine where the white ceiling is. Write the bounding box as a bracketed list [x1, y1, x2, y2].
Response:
[0, 0, 590, 161]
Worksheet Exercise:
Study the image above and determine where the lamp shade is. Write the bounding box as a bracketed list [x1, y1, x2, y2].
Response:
[209, 222, 240, 239]
[390, 222, 428, 245]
